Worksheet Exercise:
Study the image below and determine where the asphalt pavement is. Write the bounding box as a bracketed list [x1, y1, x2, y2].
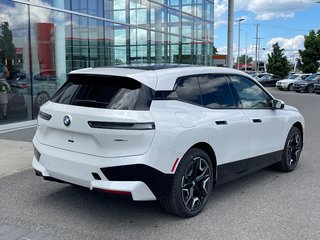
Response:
[0, 88, 320, 240]
[0, 127, 36, 178]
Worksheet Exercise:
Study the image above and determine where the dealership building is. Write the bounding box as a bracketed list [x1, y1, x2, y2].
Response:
[0, 0, 214, 130]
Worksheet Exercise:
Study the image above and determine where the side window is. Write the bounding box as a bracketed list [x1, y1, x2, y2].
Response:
[229, 75, 271, 109]
[176, 76, 201, 105]
[198, 74, 239, 108]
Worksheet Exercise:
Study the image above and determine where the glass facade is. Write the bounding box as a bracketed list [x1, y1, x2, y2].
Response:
[0, 0, 214, 126]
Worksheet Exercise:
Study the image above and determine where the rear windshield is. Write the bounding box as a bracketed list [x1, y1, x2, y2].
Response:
[51, 74, 155, 110]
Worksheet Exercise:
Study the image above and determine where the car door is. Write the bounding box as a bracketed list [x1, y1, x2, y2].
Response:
[229, 75, 287, 169]
[198, 74, 250, 183]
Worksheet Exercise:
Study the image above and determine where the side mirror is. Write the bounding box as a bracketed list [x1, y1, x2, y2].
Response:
[272, 99, 285, 110]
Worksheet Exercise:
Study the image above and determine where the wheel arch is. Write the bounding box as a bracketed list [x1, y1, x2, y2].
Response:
[188, 142, 217, 184]
[293, 121, 304, 148]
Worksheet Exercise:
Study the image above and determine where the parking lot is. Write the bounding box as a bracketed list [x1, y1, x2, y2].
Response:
[0, 88, 320, 240]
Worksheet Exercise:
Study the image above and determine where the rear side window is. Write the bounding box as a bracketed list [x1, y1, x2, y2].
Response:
[198, 75, 238, 108]
[175, 74, 239, 108]
[51, 74, 154, 110]
[175, 76, 202, 105]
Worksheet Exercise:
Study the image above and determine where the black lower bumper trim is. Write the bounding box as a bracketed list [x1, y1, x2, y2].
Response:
[100, 164, 174, 199]
[34, 170, 68, 184]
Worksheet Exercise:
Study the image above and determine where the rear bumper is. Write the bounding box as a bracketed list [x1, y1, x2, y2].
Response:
[33, 157, 157, 200]
[32, 137, 177, 201]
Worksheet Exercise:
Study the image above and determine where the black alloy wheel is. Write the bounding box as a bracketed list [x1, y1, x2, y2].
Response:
[160, 148, 214, 218]
[181, 156, 211, 211]
[275, 126, 302, 172]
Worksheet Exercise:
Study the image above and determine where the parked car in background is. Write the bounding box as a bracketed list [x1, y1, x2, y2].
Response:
[313, 78, 320, 94]
[293, 73, 320, 93]
[6, 71, 58, 114]
[251, 72, 270, 80]
[276, 73, 311, 91]
[256, 74, 282, 87]
[33, 72, 58, 111]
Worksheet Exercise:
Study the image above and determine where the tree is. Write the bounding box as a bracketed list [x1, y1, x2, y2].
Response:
[267, 42, 291, 77]
[0, 22, 16, 61]
[238, 54, 253, 64]
[212, 45, 218, 55]
[298, 29, 320, 73]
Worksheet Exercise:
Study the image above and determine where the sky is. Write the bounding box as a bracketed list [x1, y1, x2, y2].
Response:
[214, 0, 320, 63]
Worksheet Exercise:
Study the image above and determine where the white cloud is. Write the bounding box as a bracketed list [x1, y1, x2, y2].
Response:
[214, 0, 228, 28]
[214, 0, 312, 23]
[0, 0, 52, 30]
[267, 35, 305, 51]
[236, 0, 311, 20]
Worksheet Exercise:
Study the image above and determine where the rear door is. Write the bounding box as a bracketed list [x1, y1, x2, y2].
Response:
[197, 74, 250, 183]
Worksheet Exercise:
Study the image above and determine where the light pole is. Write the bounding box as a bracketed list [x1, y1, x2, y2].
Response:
[241, 30, 248, 72]
[227, 0, 234, 68]
[236, 18, 245, 70]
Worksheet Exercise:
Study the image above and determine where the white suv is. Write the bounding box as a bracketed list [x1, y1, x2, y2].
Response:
[276, 73, 311, 91]
[33, 65, 304, 217]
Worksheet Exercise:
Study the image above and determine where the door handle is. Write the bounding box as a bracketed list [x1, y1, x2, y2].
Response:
[215, 120, 228, 125]
[252, 119, 262, 123]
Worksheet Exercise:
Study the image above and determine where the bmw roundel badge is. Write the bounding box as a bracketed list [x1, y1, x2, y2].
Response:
[63, 115, 71, 127]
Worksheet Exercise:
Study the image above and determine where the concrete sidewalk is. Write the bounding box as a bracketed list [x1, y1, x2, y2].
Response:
[0, 127, 36, 178]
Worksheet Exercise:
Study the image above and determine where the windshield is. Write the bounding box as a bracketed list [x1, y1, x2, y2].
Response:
[251, 73, 257, 78]
[305, 74, 320, 81]
[288, 75, 299, 79]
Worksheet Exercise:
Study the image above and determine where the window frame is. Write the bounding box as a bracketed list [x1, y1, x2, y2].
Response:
[172, 73, 242, 109]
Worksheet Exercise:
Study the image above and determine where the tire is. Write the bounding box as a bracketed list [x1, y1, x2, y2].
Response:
[160, 148, 214, 218]
[288, 84, 293, 91]
[275, 126, 302, 172]
[307, 85, 314, 93]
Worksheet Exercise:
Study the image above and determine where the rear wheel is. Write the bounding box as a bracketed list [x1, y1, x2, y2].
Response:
[275, 126, 302, 172]
[160, 148, 214, 218]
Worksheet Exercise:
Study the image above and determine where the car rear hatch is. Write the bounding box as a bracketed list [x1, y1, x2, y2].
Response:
[35, 73, 156, 158]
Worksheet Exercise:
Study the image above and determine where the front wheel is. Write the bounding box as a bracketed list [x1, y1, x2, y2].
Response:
[275, 126, 302, 172]
[160, 148, 214, 218]
[288, 84, 294, 91]
[307, 85, 314, 93]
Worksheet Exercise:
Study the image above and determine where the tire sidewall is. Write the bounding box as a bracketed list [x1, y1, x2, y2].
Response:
[281, 126, 302, 172]
[307, 85, 313, 93]
[171, 148, 214, 217]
